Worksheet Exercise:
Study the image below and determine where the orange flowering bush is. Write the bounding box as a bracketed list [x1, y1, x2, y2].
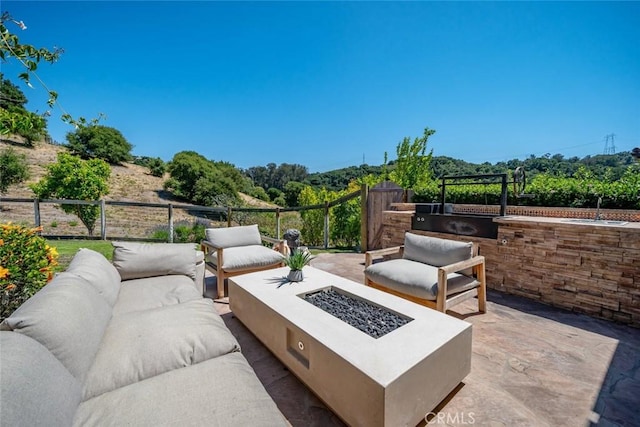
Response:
[1, 223, 58, 321]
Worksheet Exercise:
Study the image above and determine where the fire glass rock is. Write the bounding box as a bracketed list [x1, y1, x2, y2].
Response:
[303, 288, 411, 338]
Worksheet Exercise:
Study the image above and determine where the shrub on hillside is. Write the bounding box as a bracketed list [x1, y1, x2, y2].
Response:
[1, 223, 58, 321]
[66, 125, 133, 164]
[0, 147, 29, 194]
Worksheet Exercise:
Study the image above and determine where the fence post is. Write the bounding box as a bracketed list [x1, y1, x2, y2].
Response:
[33, 199, 41, 230]
[323, 201, 329, 249]
[100, 200, 106, 240]
[360, 184, 368, 253]
[227, 206, 232, 227]
[276, 207, 281, 239]
[168, 204, 174, 243]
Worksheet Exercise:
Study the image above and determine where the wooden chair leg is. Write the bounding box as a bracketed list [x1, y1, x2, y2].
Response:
[216, 270, 225, 299]
[477, 263, 487, 313]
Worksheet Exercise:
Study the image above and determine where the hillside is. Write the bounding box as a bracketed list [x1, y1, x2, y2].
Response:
[1, 139, 170, 203]
[0, 140, 274, 238]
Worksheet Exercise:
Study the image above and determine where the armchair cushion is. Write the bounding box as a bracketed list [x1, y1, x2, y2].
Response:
[364, 259, 479, 301]
[403, 233, 473, 267]
[112, 242, 196, 281]
[205, 224, 262, 248]
[205, 245, 284, 272]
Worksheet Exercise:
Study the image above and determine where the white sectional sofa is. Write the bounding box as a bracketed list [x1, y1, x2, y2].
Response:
[0, 242, 287, 427]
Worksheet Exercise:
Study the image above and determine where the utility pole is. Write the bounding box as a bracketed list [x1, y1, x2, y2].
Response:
[603, 133, 616, 155]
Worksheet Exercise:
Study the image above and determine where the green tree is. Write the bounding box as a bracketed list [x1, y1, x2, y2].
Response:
[147, 157, 165, 177]
[0, 73, 27, 110]
[165, 151, 239, 206]
[66, 125, 132, 164]
[30, 152, 110, 234]
[283, 181, 305, 207]
[0, 74, 47, 145]
[245, 162, 308, 191]
[330, 181, 361, 248]
[390, 127, 435, 192]
[298, 186, 334, 246]
[0, 147, 29, 194]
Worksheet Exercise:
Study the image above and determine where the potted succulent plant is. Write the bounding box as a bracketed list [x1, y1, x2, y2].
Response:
[283, 249, 313, 282]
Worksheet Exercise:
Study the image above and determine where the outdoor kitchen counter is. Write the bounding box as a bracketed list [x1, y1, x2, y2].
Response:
[381, 210, 640, 327]
[494, 215, 640, 230]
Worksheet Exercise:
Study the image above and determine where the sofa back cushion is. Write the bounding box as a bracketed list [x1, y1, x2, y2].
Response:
[0, 273, 112, 383]
[1, 331, 82, 427]
[83, 299, 240, 399]
[204, 224, 261, 248]
[66, 248, 121, 306]
[112, 242, 196, 281]
[403, 233, 473, 267]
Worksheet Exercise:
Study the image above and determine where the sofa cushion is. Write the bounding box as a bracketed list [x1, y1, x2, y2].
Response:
[83, 298, 241, 399]
[365, 258, 479, 300]
[75, 352, 286, 427]
[403, 233, 473, 267]
[205, 224, 262, 248]
[205, 245, 284, 272]
[112, 241, 196, 281]
[1, 332, 83, 427]
[0, 273, 112, 382]
[111, 274, 202, 316]
[66, 248, 121, 306]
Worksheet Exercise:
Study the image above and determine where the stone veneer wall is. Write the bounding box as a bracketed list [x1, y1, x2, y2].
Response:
[382, 210, 640, 327]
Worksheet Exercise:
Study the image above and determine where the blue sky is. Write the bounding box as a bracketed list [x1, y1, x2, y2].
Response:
[3, 1, 639, 172]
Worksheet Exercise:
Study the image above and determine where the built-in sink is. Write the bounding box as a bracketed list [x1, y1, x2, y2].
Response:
[562, 219, 628, 226]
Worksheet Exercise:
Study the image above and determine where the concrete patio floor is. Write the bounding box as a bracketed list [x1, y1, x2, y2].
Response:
[206, 253, 640, 427]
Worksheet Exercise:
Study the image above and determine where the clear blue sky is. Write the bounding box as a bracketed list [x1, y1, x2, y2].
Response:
[4, 1, 639, 172]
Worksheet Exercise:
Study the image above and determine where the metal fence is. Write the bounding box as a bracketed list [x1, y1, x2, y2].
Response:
[0, 189, 362, 248]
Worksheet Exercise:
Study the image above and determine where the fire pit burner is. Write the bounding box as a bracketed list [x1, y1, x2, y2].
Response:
[303, 288, 412, 338]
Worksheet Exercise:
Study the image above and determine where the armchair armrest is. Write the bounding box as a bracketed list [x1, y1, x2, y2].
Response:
[365, 245, 404, 267]
[436, 255, 485, 311]
[438, 255, 485, 275]
[200, 240, 216, 254]
[261, 235, 287, 254]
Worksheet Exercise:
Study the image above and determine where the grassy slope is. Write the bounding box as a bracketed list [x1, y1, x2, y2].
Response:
[49, 239, 114, 271]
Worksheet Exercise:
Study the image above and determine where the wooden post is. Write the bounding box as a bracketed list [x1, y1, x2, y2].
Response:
[100, 199, 106, 240]
[360, 184, 368, 253]
[323, 201, 330, 249]
[168, 204, 174, 243]
[227, 206, 232, 227]
[33, 199, 41, 231]
[276, 207, 281, 239]
[440, 178, 446, 214]
[500, 174, 508, 216]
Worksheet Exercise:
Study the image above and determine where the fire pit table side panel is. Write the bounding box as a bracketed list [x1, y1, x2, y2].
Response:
[386, 326, 472, 426]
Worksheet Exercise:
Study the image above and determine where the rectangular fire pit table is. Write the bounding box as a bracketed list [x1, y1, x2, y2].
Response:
[228, 266, 472, 427]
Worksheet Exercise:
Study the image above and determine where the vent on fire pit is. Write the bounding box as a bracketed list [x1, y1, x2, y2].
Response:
[303, 288, 412, 338]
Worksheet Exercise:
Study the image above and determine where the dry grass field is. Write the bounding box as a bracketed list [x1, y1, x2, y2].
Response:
[0, 139, 297, 239]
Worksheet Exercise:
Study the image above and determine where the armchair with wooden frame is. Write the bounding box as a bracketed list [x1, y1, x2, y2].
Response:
[364, 233, 486, 314]
[200, 224, 286, 299]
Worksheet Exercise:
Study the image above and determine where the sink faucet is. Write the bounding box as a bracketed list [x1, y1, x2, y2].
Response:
[595, 197, 602, 221]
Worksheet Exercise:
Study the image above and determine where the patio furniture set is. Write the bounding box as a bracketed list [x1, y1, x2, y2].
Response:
[1, 225, 486, 426]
